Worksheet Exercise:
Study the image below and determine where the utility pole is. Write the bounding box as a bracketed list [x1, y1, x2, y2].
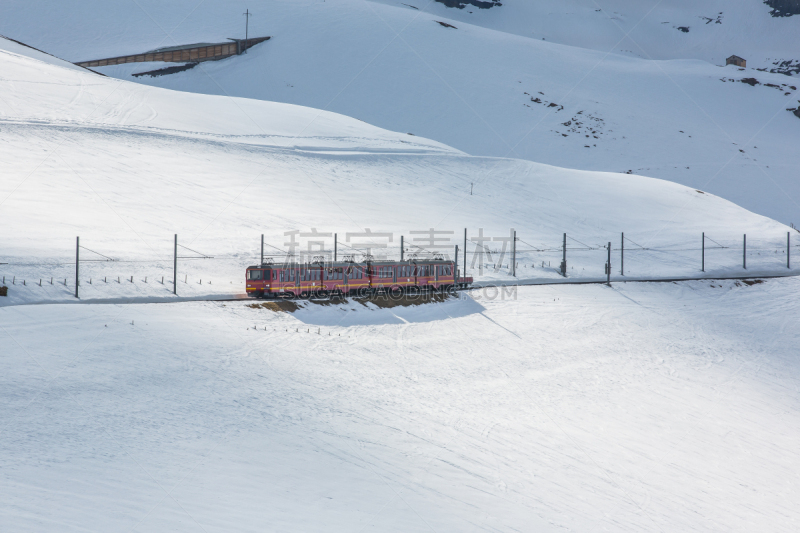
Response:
[75, 236, 80, 298]
[400, 235, 404, 261]
[789, 232, 791, 269]
[334, 233, 338, 262]
[261, 234, 264, 265]
[561, 233, 567, 277]
[243, 9, 252, 48]
[606, 241, 611, 286]
[743, 234, 746, 269]
[173, 234, 177, 295]
[463, 228, 467, 277]
[620, 232, 624, 276]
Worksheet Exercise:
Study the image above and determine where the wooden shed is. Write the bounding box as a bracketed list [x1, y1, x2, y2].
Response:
[726, 55, 746, 68]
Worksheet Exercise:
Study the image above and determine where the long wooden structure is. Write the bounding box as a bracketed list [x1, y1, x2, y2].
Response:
[75, 36, 270, 68]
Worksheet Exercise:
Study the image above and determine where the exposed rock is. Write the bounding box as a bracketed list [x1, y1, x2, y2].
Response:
[764, 0, 800, 17]
[434, 0, 502, 9]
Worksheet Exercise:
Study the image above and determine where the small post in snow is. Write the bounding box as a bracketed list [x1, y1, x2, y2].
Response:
[620, 232, 624, 276]
[606, 241, 611, 286]
[702, 232, 705, 272]
[743, 234, 747, 269]
[75, 236, 80, 299]
[560, 233, 567, 277]
[173, 234, 177, 295]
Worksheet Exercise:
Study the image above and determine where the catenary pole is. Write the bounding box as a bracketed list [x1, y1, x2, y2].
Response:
[401, 235, 404, 261]
[464, 228, 467, 276]
[620, 232, 624, 275]
[607, 241, 611, 285]
[261, 234, 264, 265]
[511, 229, 516, 277]
[561, 233, 567, 277]
[75, 236, 79, 298]
[702, 232, 705, 272]
[334, 233, 337, 262]
[173, 234, 177, 295]
[454, 244, 459, 282]
[789, 232, 791, 269]
[743, 234, 746, 269]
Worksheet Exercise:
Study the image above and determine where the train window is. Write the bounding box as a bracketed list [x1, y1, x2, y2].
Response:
[248, 270, 262, 280]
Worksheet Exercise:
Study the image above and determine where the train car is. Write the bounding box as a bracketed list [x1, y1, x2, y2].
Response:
[245, 258, 473, 298]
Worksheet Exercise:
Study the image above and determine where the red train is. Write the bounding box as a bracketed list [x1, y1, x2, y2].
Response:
[246, 258, 473, 298]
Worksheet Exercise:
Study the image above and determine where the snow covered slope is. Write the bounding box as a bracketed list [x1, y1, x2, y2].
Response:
[389, 0, 800, 71]
[2, 280, 800, 532]
[2, 31, 800, 533]
[2, 0, 798, 223]
[1, 41, 796, 306]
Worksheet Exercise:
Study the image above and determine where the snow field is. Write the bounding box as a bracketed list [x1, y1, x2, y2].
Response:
[2, 279, 799, 531]
[2, 25, 800, 533]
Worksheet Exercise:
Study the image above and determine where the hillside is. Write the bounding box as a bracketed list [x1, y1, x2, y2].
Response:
[2, 24, 800, 533]
[1, 39, 796, 306]
[1, 0, 798, 224]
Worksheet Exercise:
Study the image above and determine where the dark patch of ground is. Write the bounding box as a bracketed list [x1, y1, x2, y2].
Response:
[764, 0, 800, 17]
[757, 59, 800, 76]
[434, 0, 501, 9]
[133, 62, 198, 78]
[700, 14, 724, 24]
[246, 292, 457, 311]
[435, 21, 457, 28]
[676, 26, 690, 33]
[354, 292, 454, 308]
[738, 279, 766, 286]
[247, 301, 299, 312]
[721, 78, 797, 95]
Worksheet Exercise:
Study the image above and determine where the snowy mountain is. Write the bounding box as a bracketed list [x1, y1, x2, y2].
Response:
[2, 0, 798, 224]
[2, 17, 800, 533]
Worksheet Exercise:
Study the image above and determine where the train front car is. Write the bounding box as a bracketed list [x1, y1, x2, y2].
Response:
[245, 265, 271, 297]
